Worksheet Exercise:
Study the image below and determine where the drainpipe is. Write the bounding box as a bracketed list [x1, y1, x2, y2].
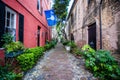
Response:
[99, 0, 102, 49]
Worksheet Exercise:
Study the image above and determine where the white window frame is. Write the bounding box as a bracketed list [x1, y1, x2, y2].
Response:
[37, 0, 42, 14]
[5, 7, 16, 41]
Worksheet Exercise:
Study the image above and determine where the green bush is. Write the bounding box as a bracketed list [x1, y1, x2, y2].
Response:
[17, 53, 35, 71]
[50, 39, 57, 48]
[17, 47, 45, 71]
[82, 47, 120, 79]
[4, 41, 24, 53]
[70, 41, 77, 48]
[1, 33, 13, 46]
[44, 40, 57, 51]
[62, 40, 70, 46]
[16, 40, 55, 72]
[24, 47, 44, 61]
[82, 44, 95, 53]
[71, 48, 82, 56]
[0, 65, 17, 80]
[44, 44, 51, 50]
[93, 50, 120, 79]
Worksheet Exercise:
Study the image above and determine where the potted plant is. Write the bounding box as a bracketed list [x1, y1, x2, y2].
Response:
[1, 33, 24, 63]
[65, 41, 71, 52]
[4, 41, 24, 58]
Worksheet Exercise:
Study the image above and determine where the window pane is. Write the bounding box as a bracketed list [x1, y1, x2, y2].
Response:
[7, 19, 10, 27]
[11, 28, 16, 41]
[7, 11, 10, 19]
[11, 20, 14, 28]
[5, 7, 16, 41]
[11, 14, 14, 28]
[11, 14, 14, 20]
[37, 0, 40, 10]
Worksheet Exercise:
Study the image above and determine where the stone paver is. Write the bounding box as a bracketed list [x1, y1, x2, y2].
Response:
[23, 43, 97, 80]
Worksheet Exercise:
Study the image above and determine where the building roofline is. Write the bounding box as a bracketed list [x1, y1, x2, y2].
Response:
[66, 0, 77, 20]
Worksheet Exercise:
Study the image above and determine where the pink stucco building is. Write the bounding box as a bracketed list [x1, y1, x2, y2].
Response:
[0, 0, 51, 48]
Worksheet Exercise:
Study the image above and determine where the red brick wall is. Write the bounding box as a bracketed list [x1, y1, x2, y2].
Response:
[2, 0, 51, 48]
[0, 49, 5, 66]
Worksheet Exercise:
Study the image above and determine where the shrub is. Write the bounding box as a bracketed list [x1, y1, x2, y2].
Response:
[44, 44, 51, 50]
[44, 40, 57, 51]
[16, 53, 35, 71]
[50, 39, 57, 48]
[82, 44, 95, 53]
[1, 33, 13, 46]
[17, 46, 45, 71]
[0, 65, 17, 80]
[62, 40, 70, 46]
[93, 50, 120, 79]
[70, 41, 77, 48]
[71, 48, 82, 56]
[24, 47, 44, 61]
[4, 41, 24, 53]
[82, 47, 120, 80]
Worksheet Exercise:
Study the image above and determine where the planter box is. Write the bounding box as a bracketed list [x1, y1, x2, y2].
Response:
[0, 48, 5, 66]
[5, 50, 23, 58]
[5, 51, 23, 65]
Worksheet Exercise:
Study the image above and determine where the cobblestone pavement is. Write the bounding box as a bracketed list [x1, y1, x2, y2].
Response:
[23, 43, 97, 80]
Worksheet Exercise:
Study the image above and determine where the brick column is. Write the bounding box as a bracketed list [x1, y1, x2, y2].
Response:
[0, 48, 5, 66]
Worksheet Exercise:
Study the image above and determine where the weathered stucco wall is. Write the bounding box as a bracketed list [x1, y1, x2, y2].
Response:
[67, 0, 120, 52]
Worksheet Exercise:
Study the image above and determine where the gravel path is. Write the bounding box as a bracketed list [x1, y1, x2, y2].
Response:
[23, 43, 97, 80]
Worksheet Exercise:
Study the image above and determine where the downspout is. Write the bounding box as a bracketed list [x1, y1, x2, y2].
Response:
[99, 0, 102, 49]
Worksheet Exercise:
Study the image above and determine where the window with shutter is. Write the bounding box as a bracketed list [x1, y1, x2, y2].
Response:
[37, 0, 42, 14]
[5, 7, 16, 41]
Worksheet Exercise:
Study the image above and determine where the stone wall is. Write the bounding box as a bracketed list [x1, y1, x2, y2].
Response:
[115, 11, 120, 53]
[101, 0, 120, 52]
[67, 0, 120, 53]
[84, 0, 120, 52]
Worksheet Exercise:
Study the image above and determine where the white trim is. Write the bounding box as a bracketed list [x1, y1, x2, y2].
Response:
[37, 0, 42, 13]
[5, 7, 16, 41]
[5, 7, 16, 29]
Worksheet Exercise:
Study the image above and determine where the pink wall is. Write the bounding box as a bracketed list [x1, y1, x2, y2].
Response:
[2, 0, 51, 48]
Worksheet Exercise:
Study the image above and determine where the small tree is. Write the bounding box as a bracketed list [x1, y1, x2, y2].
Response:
[52, 0, 70, 40]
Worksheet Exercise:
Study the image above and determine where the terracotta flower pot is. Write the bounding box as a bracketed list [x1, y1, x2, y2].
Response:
[0, 48, 5, 66]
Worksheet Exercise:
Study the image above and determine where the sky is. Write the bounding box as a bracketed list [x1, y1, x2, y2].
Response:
[68, 0, 74, 13]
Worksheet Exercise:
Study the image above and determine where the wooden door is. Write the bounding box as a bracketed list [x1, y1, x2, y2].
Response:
[37, 27, 40, 46]
[88, 23, 96, 50]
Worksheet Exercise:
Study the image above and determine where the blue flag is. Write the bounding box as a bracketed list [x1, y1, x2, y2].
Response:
[45, 10, 57, 26]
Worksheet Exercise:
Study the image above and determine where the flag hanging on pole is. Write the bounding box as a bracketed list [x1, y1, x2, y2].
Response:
[44, 10, 57, 26]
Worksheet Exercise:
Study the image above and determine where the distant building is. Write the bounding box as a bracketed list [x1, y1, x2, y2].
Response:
[51, 27, 57, 39]
[66, 0, 120, 53]
[0, 0, 51, 48]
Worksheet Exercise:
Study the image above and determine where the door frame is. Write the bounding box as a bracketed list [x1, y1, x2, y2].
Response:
[88, 23, 96, 50]
[37, 26, 40, 46]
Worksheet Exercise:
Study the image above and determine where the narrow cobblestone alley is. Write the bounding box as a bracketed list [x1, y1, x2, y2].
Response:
[23, 43, 97, 80]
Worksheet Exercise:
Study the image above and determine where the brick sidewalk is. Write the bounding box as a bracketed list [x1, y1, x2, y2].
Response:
[40, 43, 73, 80]
[23, 43, 97, 80]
